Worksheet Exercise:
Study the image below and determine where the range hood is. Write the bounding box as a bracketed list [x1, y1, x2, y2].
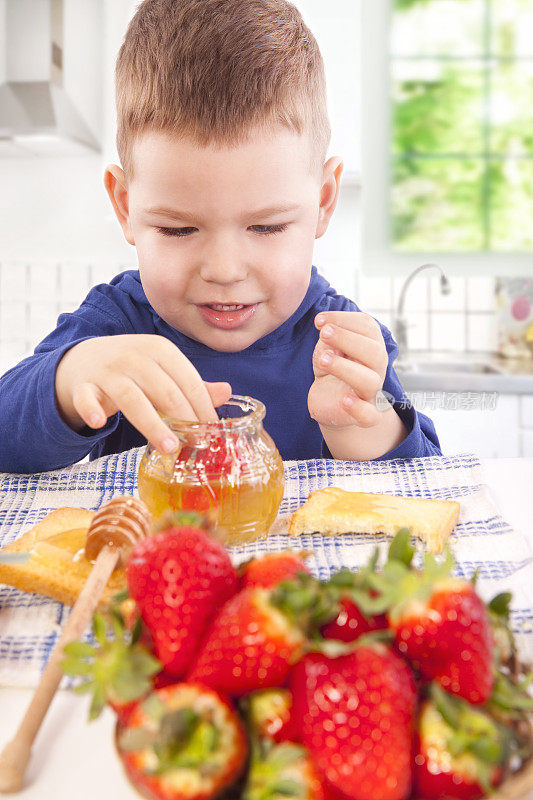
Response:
[0, 0, 101, 153]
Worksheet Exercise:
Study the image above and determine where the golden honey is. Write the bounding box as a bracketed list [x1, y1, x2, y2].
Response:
[138, 396, 285, 545]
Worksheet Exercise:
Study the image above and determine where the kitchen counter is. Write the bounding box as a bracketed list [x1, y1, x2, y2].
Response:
[396, 349, 533, 393]
[0, 457, 532, 800]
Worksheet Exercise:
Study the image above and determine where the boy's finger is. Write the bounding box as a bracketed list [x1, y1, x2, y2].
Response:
[158, 347, 221, 422]
[320, 325, 388, 373]
[312, 340, 342, 378]
[341, 392, 381, 428]
[129, 363, 198, 422]
[205, 382, 232, 408]
[315, 311, 382, 341]
[318, 351, 382, 403]
[73, 382, 110, 429]
[107, 378, 180, 453]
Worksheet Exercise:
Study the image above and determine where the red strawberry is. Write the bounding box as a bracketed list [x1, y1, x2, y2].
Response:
[187, 575, 337, 697]
[240, 551, 310, 590]
[320, 596, 387, 643]
[116, 682, 248, 800]
[126, 523, 238, 677]
[244, 688, 298, 743]
[390, 578, 494, 704]
[291, 645, 417, 800]
[414, 684, 507, 800]
[244, 740, 327, 800]
[61, 612, 161, 722]
[360, 530, 495, 705]
[173, 434, 243, 512]
[319, 561, 388, 644]
[176, 432, 241, 475]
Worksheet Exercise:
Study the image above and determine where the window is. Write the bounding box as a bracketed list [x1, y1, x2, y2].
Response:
[362, 0, 533, 274]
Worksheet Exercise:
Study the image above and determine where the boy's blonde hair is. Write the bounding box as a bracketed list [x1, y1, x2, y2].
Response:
[115, 0, 330, 177]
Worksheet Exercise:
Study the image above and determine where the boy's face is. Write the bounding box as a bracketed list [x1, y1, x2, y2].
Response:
[106, 126, 341, 352]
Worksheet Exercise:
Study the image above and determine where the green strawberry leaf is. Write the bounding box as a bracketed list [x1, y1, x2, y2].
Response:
[488, 592, 512, 618]
[93, 613, 107, 646]
[388, 528, 415, 567]
[131, 616, 143, 646]
[269, 779, 305, 797]
[61, 611, 161, 720]
[111, 589, 130, 604]
[63, 641, 96, 659]
[61, 657, 94, 676]
[89, 683, 106, 721]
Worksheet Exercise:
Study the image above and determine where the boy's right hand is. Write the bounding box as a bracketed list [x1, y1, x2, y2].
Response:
[55, 335, 232, 453]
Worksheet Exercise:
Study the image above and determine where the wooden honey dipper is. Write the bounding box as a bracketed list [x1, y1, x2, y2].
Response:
[0, 496, 152, 793]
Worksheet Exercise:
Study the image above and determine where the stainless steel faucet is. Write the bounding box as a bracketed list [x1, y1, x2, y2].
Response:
[393, 263, 451, 363]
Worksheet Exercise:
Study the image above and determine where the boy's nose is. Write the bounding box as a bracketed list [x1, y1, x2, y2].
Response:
[199, 236, 248, 285]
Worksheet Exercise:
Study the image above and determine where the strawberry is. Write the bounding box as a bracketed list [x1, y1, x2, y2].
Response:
[414, 684, 509, 800]
[243, 688, 298, 743]
[176, 432, 241, 475]
[240, 551, 310, 590]
[319, 557, 388, 643]
[243, 740, 326, 800]
[172, 433, 243, 512]
[187, 575, 338, 697]
[116, 682, 248, 800]
[61, 611, 161, 722]
[358, 530, 495, 704]
[391, 579, 494, 704]
[320, 596, 387, 642]
[290, 644, 417, 800]
[126, 520, 238, 677]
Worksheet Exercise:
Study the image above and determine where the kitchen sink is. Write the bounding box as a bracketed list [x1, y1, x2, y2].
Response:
[399, 360, 503, 375]
[395, 352, 533, 393]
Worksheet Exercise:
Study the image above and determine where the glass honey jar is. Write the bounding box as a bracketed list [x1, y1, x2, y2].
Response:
[137, 395, 285, 545]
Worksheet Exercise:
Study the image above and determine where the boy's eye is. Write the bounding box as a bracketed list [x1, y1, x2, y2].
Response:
[156, 224, 288, 237]
[157, 226, 197, 237]
[249, 224, 288, 235]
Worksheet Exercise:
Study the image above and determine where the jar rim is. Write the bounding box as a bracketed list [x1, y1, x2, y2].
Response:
[161, 394, 266, 432]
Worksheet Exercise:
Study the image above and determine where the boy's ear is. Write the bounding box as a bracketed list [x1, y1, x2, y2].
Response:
[315, 156, 344, 239]
[104, 164, 135, 245]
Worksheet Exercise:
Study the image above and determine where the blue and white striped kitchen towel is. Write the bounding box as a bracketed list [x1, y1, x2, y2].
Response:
[0, 450, 532, 687]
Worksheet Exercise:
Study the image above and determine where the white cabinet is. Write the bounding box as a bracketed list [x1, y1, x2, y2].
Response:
[424, 395, 521, 458]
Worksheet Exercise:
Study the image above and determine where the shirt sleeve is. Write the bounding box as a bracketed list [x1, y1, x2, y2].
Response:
[0, 285, 135, 473]
[320, 319, 442, 461]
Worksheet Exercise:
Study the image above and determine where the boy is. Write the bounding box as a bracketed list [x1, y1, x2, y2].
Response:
[0, 0, 440, 473]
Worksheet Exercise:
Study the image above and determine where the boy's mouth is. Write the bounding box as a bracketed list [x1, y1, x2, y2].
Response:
[197, 303, 259, 330]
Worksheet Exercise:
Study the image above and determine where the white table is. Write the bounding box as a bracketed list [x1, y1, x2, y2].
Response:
[1, 458, 532, 799]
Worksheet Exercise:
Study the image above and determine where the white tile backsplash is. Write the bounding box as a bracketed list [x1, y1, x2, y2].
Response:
[429, 276, 466, 312]
[466, 313, 498, 352]
[521, 430, 533, 458]
[0, 260, 121, 374]
[466, 277, 496, 312]
[0, 262, 27, 301]
[358, 272, 497, 352]
[357, 275, 393, 310]
[430, 312, 466, 351]
[392, 276, 430, 313]
[404, 311, 430, 350]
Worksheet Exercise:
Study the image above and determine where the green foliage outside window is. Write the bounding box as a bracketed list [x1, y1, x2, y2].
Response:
[391, 0, 533, 252]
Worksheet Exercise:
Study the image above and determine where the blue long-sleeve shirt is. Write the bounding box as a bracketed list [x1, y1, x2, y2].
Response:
[0, 267, 441, 473]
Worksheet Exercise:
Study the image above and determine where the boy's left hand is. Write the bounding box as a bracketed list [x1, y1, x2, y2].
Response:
[308, 311, 390, 430]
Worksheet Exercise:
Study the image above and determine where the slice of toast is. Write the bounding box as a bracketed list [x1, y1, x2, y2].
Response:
[288, 487, 460, 553]
[0, 508, 127, 606]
